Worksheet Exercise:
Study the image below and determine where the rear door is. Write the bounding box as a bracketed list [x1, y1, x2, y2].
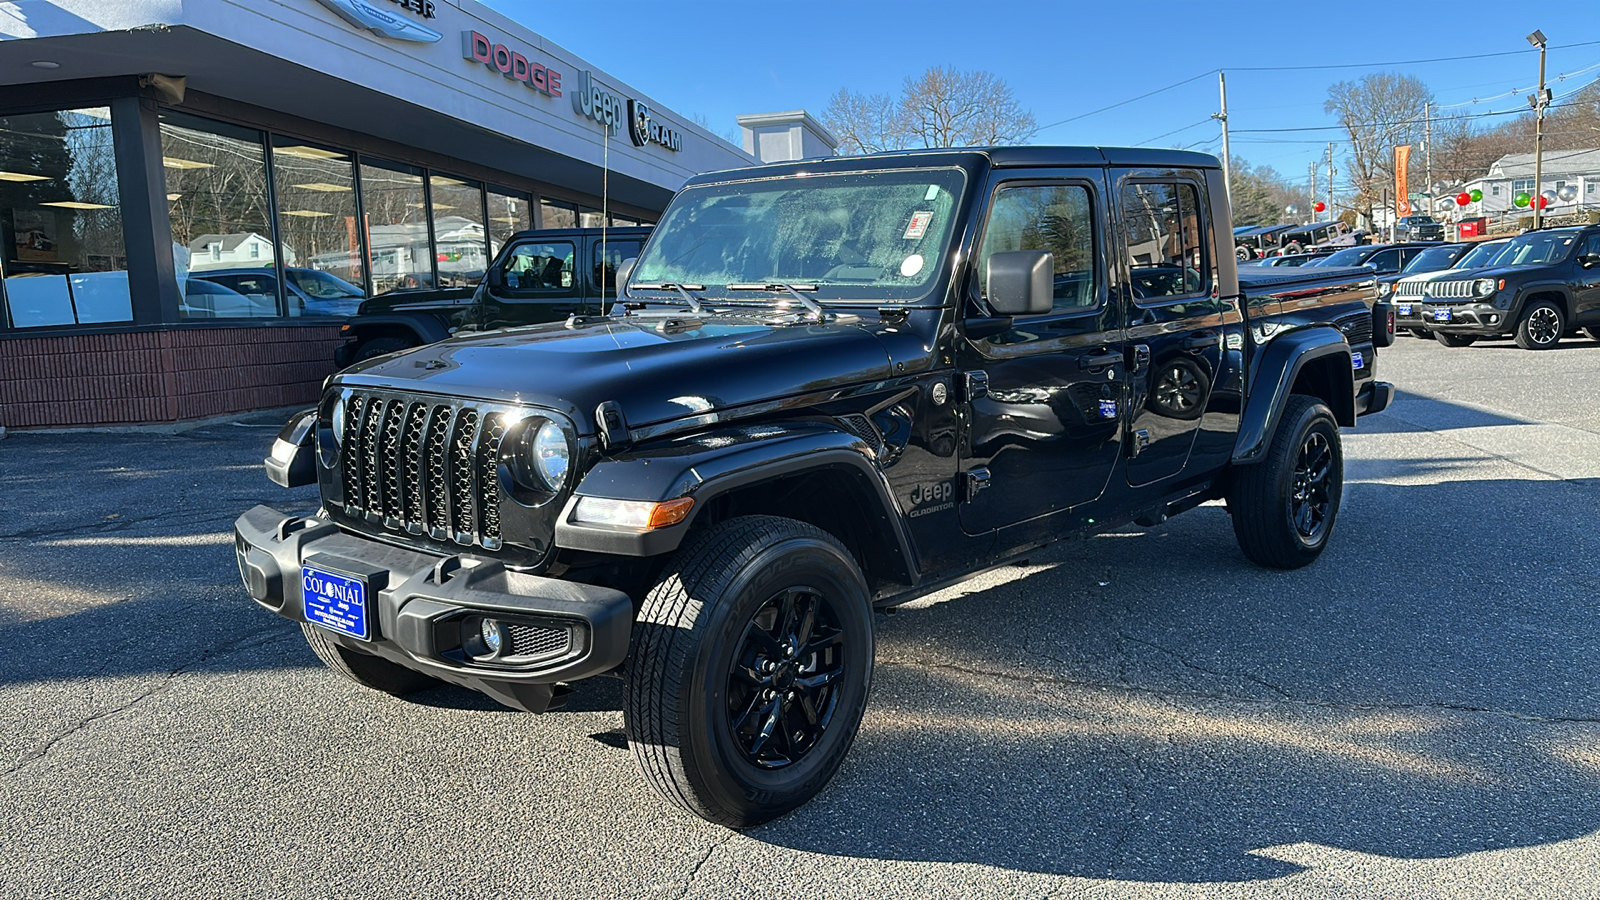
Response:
[1115, 174, 1228, 487]
[957, 169, 1126, 535]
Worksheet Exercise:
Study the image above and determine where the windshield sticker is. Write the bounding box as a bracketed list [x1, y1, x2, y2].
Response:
[904, 211, 933, 240]
[900, 254, 925, 278]
[924, 185, 940, 201]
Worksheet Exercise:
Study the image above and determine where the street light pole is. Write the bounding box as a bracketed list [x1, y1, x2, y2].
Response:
[1213, 71, 1232, 207]
[1529, 29, 1548, 229]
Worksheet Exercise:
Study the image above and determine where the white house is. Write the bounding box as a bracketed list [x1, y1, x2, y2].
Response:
[1453, 149, 1600, 219]
[187, 232, 290, 270]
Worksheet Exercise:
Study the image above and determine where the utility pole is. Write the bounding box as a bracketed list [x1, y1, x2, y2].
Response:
[1309, 162, 1317, 221]
[1327, 142, 1335, 227]
[1213, 71, 1232, 206]
[1424, 101, 1433, 218]
[1528, 29, 1549, 229]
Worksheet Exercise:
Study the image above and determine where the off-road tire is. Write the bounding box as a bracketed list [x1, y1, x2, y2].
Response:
[1229, 395, 1342, 570]
[1236, 245, 1252, 262]
[300, 622, 440, 695]
[1433, 332, 1477, 348]
[1583, 326, 1600, 342]
[624, 515, 874, 827]
[1514, 301, 1565, 350]
[352, 336, 415, 363]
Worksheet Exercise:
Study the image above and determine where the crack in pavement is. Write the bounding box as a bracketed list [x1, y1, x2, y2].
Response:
[1117, 630, 1294, 700]
[879, 657, 1600, 726]
[0, 627, 298, 780]
[0, 509, 243, 544]
[672, 833, 734, 900]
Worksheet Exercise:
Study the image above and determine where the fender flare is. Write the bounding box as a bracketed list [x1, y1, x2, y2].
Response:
[1508, 282, 1574, 320]
[346, 314, 450, 346]
[1233, 325, 1352, 465]
[554, 421, 917, 580]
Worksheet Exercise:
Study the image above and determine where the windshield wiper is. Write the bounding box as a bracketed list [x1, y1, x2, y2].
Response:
[629, 282, 705, 314]
[726, 283, 824, 319]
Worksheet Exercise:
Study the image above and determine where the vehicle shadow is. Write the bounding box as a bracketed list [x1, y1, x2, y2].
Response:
[742, 476, 1600, 882]
[1355, 390, 1534, 434]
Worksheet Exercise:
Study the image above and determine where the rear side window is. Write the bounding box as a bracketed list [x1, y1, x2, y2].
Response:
[1121, 181, 1208, 301]
[976, 183, 1098, 313]
[502, 241, 576, 295]
[594, 239, 643, 291]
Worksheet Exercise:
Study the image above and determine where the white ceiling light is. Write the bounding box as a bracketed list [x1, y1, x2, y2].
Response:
[0, 171, 49, 182]
[275, 145, 345, 160]
[291, 182, 352, 192]
[163, 156, 214, 170]
[282, 210, 334, 217]
[42, 201, 115, 210]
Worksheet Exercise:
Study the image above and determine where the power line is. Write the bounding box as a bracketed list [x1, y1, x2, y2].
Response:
[1137, 117, 1214, 146]
[1033, 69, 1216, 136]
[1224, 39, 1600, 73]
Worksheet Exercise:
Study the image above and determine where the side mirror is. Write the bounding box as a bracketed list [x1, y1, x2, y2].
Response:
[985, 250, 1053, 316]
[615, 257, 637, 292]
[1580, 253, 1600, 268]
[486, 265, 506, 291]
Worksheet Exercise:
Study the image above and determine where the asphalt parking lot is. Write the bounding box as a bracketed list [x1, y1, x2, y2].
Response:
[3, 333, 1599, 900]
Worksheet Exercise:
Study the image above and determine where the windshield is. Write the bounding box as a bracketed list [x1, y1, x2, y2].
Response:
[1454, 240, 1509, 269]
[1494, 230, 1580, 266]
[1405, 216, 1437, 225]
[288, 269, 364, 299]
[1319, 247, 1371, 267]
[1402, 245, 1464, 273]
[630, 168, 966, 302]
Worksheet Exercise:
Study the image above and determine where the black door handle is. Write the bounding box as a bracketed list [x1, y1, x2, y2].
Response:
[1182, 332, 1220, 351]
[1079, 350, 1122, 370]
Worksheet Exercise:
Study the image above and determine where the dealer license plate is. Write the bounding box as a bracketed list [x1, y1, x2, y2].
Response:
[1397, 303, 1412, 316]
[1433, 308, 1452, 323]
[302, 564, 370, 640]
[1351, 351, 1364, 369]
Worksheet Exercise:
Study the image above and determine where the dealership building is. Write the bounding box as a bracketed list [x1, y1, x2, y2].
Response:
[0, 0, 835, 429]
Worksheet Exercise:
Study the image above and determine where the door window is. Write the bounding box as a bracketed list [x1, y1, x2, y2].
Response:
[1366, 249, 1402, 273]
[976, 183, 1098, 314]
[1121, 181, 1208, 301]
[594, 239, 643, 292]
[501, 241, 576, 296]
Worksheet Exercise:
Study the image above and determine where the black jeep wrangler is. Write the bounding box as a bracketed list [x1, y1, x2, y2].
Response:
[333, 226, 651, 365]
[1416, 225, 1600, 349]
[236, 147, 1394, 827]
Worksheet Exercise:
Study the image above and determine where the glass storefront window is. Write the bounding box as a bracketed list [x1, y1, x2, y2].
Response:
[540, 198, 576, 229]
[360, 159, 430, 294]
[0, 107, 130, 328]
[161, 113, 277, 318]
[272, 138, 364, 315]
[487, 185, 531, 255]
[578, 205, 606, 228]
[429, 173, 487, 289]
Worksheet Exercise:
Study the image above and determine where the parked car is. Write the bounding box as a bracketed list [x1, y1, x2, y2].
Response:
[1275, 221, 1356, 255]
[1233, 224, 1297, 261]
[1304, 243, 1434, 276]
[1388, 239, 1512, 337]
[334, 226, 651, 365]
[238, 145, 1393, 827]
[190, 267, 367, 317]
[1415, 225, 1600, 349]
[1241, 251, 1335, 268]
[1394, 215, 1446, 242]
[178, 278, 276, 318]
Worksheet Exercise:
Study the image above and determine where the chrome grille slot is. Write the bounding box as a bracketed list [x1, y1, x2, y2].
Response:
[1425, 280, 1472, 301]
[336, 392, 531, 552]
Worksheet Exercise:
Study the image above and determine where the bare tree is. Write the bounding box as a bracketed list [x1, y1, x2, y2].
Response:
[1325, 73, 1434, 224]
[821, 67, 1036, 154]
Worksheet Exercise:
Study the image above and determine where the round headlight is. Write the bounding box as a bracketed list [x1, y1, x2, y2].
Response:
[330, 394, 347, 445]
[509, 419, 571, 493]
[1473, 277, 1496, 297]
[1378, 282, 1393, 297]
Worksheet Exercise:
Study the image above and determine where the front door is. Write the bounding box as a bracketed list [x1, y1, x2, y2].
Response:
[958, 172, 1126, 535]
[1116, 176, 1226, 486]
[1574, 232, 1600, 327]
[477, 238, 581, 329]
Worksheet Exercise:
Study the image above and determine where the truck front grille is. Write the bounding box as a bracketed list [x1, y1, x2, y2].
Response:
[1336, 311, 1373, 346]
[338, 391, 514, 551]
[1394, 281, 1426, 297]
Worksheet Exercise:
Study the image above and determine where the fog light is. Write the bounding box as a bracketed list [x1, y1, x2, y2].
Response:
[1487, 315, 1499, 325]
[481, 618, 505, 655]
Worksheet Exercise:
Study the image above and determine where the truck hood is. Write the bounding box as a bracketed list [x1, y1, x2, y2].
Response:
[335, 314, 895, 435]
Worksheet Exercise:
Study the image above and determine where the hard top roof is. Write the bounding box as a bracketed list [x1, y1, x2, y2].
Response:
[684, 146, 1222, 188]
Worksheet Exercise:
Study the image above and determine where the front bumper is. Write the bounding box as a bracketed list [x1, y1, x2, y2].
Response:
[233, 504, 633, 712]
[1415, 302, 1509, 336]
[1357, 380, 1394, 416]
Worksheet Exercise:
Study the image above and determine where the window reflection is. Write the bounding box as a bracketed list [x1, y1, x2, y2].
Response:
[578, 205, 605, 228]
[162, 113, 277, 317]
[1123, 182, 1208, 300]
[978, 184, 1097, 313]
[273, 139, 363, 312]
[487, 185, 531, 253]
[429, 174, 487, 288]
[0, 107, 130, 328]
[540, 198, 576, 229]
[360, 160, 430, 294]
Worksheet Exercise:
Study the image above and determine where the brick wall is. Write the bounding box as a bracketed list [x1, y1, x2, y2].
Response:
[0, 326, 342, 428]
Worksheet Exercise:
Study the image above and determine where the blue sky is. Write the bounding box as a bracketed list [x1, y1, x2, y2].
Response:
[485, 0, 1600, 188]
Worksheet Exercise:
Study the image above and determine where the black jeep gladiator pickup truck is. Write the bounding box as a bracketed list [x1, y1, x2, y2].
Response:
[235, 147, 1394, 827]
[333, 226, 651, 365]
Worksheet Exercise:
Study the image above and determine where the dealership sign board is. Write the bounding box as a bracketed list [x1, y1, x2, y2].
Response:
[315, 0, 441, 42]
[570, 69, 682, 153]
[463, 30, 562, 97]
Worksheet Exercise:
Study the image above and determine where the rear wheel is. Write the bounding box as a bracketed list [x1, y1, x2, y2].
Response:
[352, 335, 415, 363]
[300, 623, 440, 695]
[1433, 332, 1477, 348]
[1229, 395, 1343, 570]
[1584, 327, 1600, 342]
[624, 516, 874, 827]
[1514, 301, 1565, 350]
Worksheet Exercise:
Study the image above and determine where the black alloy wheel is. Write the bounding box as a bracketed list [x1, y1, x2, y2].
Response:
[727, 588, 846, 769]
[1290, 431, 1335, 542]
[1515, 301, 1564, 350]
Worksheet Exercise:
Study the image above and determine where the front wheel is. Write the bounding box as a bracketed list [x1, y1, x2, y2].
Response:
[1434, 332, 1477, 348]
[624, 516, 874, 827]
[1514, 301, 1565, 350]
[1228, 395, 1343, 570]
